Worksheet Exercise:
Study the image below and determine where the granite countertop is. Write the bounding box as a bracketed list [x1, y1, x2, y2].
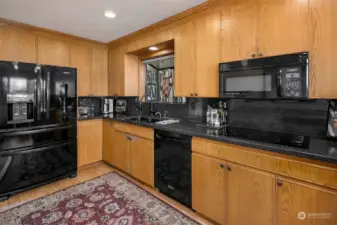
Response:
[78, 114, 337, 164]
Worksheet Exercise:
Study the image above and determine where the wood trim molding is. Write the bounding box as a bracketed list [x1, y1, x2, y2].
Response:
[108, 0, 228, 48]
[0, 17, 107, 48]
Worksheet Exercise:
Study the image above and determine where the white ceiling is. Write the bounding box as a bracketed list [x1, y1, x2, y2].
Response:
[0, 0, 206, 43]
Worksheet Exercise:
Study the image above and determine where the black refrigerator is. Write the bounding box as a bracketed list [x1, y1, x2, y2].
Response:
[0, 61, 77, 201]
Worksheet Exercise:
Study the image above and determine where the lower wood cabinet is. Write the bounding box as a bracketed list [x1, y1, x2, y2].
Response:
[103, 122, 154, 187]
[277, 178, 337, 225]
[78, 120, 103, 167]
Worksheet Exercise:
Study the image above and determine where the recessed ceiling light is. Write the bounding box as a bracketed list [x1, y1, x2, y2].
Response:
[149, 46, 159, 51]
[105, 10, 116, 19]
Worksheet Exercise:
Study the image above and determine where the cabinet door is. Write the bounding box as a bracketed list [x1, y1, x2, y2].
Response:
[103, 120, 114, 165]
[220, 0, 258, 62]
[309, 0, 337, 98]
[277, 178, 337, 225]
[174, 21, 196, 97]
[91, 47, 108, 96]
[113, 132, 131, 173]
[0, 26, 36, 63]
[78, 120, 103, 167]
[192, 153, 226, 225]
[124, 54, 139, 96]
[37, 36, 70, 66]
[70, 44, 91, 96]
[257, 0, 309, 57]
[130, 137, 154, 186]
[195, 11, 220, 98]
[227, 163, 275, 225]
[108, 47, 124, 96]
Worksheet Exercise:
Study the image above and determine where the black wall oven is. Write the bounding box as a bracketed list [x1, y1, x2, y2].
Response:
[219, 52, 309, 99]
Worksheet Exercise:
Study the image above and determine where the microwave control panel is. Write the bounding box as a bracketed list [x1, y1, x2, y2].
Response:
[280, 67, 303, 97]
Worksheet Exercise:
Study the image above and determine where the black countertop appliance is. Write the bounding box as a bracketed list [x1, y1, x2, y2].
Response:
[154, 130, 192, 207]
[0, 61, 77, 201]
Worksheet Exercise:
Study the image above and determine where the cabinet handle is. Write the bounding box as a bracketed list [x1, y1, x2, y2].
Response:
[277, 179, 283, 186]
[220, 164, 226, 169]
[126, 136, 132, 141]
[195, 93, 198, 97]
[258, 52, 264, 57]
[227, 165, 232, 171]
[191, 93, 194, 96]
[252, 53, 256, 58]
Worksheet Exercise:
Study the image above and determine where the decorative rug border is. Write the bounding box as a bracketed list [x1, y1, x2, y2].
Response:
[0, 171, 200, 224]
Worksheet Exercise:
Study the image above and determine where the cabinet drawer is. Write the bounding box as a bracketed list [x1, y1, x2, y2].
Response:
[112, 121, 154, 141]
[192, 137, 337, 190]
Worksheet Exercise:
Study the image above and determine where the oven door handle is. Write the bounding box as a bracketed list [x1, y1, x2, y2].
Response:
[155, 133, 189, 142]
[0, 141, 73, 157]
[0, 125, 74, 137]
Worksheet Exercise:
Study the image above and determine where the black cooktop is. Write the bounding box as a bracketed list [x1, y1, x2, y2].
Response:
[204, 126, 310, 149]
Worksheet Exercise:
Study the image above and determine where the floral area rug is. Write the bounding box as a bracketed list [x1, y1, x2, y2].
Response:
[0, 172, 199, 225]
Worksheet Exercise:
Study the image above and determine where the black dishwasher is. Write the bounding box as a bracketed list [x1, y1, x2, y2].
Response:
[154, 130, 192, 207]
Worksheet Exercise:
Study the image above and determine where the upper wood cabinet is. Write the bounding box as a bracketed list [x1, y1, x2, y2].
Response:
[91, 47, 108, 96]
[70, 44, 91, 96]
[174, 21, 196, 97]
[0, 26, 36, 63]
[37, 36, 70, 67]
[175, 10, 221, 98]
[192, 153, 226, 225]
[257, 0, 309, 57]
[221, 0, 258, 62]
[130, 137, 154, 186]
[78, 119, 103, 168]
[227, 163, 275, 225]
[277, 178, 337, 225]
[108, 47, 139, 96]
[309, 0, 337, 98]
[220, 0, 309, 62]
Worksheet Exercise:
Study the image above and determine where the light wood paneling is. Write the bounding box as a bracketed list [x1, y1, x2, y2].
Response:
[130, 137, 154, 187]
[103, 120, 114, 165]
[37, 36, 70, 66]
[70, 44, 91, 96]
[309, 0, 337, 98]
[257, 0, 309, 57]
[0, 25, 36, 63]
[124, 53, 139, 96]
[113, 131, 131, 174]
[174, 21, 196, 97]
[138, 60, 146, 100]
[192, 137, 337, 190]
[227, 163, 275, 225]
[195, 10, 220, 97]
[192, 153, 226, 225]
[220, 0, 258, 62]
[277, 177, 337, 225]
[91, 47, 108, 96]
[112, 121, 154, 141]
[77, 120, 103, 167]
[108, 46, 124, 96]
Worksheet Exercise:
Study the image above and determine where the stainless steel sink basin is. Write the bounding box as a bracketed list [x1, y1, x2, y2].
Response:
[125, 116, 161, 123]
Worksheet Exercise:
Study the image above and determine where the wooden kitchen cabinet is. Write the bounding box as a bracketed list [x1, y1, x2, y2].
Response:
[277, 178, 337, 225]
[113, 131, 131, 173]
[91, 47, 108, 96]
[175, 10, 220, 98]
[257, 0, 309, 57]
[220, 0, 258, 62]
[309, 0, 337, 98]
[103, 120, 114, 165]
[130, 137, 154, 186]
[78, 120, 103, 167]
[0, 26, 36, 63]
[108, 46, 139, 96]
[192, 153, 226, 225]
[227, 163, 275, 225]
[70, 44, 91, 96]
[37, 36, 70, 66]
[174, 21, 196, 97]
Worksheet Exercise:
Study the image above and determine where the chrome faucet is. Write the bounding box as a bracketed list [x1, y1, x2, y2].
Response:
[138, 95, 147, 116]
[155, 112, 162, 118]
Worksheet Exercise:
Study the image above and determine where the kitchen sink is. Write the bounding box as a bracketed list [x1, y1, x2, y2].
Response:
[125, 116, 161, 123]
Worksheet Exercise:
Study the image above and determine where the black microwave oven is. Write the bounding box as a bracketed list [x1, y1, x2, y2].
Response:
[219, 52, 309, 99]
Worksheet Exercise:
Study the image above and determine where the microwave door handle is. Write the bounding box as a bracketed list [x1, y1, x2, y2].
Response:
[277, 75, 283, 97]
[0, 141, 72, 157]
